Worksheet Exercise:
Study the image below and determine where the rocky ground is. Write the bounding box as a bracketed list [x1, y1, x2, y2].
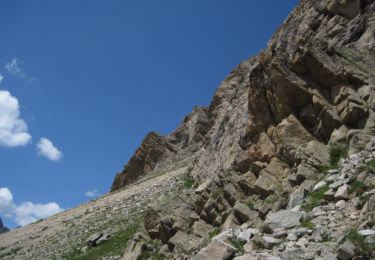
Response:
[0, 161, 192, 259]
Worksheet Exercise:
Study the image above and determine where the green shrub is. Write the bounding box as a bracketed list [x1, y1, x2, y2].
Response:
[208, 228, 221, 240]
[346, 228, 374, 254]
[329, 143, 348, 168]
[246, 201, 255, 210]
[301, 217, 315, 229]
[182, 172, 194, 189]
[229, 238, 245, 255]
[349, 180, 366, 195]
[365, 159, 375, 174]
[302, 182, 330, 212]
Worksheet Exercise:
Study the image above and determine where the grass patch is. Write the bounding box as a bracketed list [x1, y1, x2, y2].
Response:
[264, 194, 279, 205]
[302, 183, 330, 212]
[229, 238, 245, 255]
[329, 143, 348, 168]
[138, 240, 163, 260]
[63, 213, 142, 260]
[301, 217, 315, 229]
[246, 201, 255, 210]
[349, 180, 366, 195]
[365, 159, 375, 174]
[316, 164, 332, 174]
[347, 228, 374, 254]
[211, 188, 224, 200]
[182, 172, 194, 189]
[208, 228, 221, 240]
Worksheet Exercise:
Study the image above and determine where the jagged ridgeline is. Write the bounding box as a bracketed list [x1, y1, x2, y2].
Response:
[1, 0, 375, 259]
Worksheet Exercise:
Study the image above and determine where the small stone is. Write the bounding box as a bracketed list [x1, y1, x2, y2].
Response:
[335, 200, 346, 208]
[337, 240, 356, 260]
[324, 189, 335, 201]
[252, 235, 282, 249]
[313, 181, 326, 192]
[287, 233, 298, 241]
[335, 185, 349, 200]
[358, 230, 375, 236]
[265, 210, 302, 230]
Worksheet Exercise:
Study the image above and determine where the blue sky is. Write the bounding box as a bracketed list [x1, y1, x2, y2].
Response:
[0, 0, 298, 228]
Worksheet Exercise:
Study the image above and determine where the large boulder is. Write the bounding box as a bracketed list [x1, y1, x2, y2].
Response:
[273, 115, 313, 163]
[192, 239, 236, 260]
[264, 210, 303, 230]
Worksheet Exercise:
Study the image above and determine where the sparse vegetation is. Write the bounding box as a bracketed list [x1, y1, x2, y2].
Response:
[208, 228, 221, 240]
[346, 228, 374, 254]
[211, 188, 224, 200]
[246, 201, 255, 210]
[302, 183, 330, 212]
[229, 238, 245, 255]
[264, 194, 279, 205]
[182, 172, 194, 189]
[329, 143, 348, 168]
[139, 240, 163, 260]
[349, 180, 366, 195]
[63, 212, 143, 260]
[301, 217, 315, 229]
[365, 159, 375, 174]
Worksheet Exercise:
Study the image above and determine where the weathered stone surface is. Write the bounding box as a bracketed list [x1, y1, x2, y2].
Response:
[295, 141, 330, 168]
[122, 239, 147, 260]
[253, 235, 282, 249]
[265, 210, 302, 230]
[111, 132, 176, 191]
[255, 173, 277, 197]
[329, 125, 349, 144]
[168, 230, 202, 252]
[337, 240, 356, 260]
[192, 239, 236, 260]
[192, 220, 214, 238]
[334, 184, 349, 200]
[273, 115, 313, 163]
[288, 187, 305, 209]
[237, 171, 257, 195]
[233, 202, 258, 224]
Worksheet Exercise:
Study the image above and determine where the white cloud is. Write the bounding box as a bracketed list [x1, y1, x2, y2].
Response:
[0, 74, 4, 84]
[5, 58, 24, 77]
[0, 187, 63, 226]
[85, 189, 99, 198]
[37, 137, 62, 161]
[0, 90, 32, 147]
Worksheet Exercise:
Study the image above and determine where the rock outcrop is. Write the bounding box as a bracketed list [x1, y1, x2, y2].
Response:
[120, 0, 375, 259]
[0, 217, 9, 234]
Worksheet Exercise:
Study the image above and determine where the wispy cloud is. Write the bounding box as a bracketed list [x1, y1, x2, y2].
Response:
[0, 74, 4, 84]
[85, 189, 99, 198]
[5, 59, 25, 77]
[5, 58, 37, 83]
[0, 187, 63, 226]
[0, 90, 32, 147]
[37, 138, 63, 161]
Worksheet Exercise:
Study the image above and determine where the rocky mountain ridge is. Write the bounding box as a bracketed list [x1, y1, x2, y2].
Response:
[0, 0, 375, 259]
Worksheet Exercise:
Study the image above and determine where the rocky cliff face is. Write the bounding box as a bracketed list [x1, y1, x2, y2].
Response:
[120, 0, 375, 259]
